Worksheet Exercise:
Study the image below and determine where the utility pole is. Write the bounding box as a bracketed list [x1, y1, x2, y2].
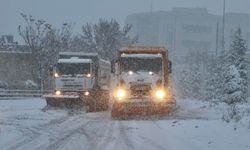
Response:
[222, 0, 226, 53]
[173, 16, 177, 58]
[150, 0, 153, 12]
[216, 23, 219, 56]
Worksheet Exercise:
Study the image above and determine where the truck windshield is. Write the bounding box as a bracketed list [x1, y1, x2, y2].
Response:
[120, 57, 162, 73]
[57, 63, 90, 75]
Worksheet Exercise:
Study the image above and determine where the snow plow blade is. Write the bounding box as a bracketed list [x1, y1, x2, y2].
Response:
[44, 91, 109, 112]
[111, 100, 176, 119]
[44, 95, 84, 109]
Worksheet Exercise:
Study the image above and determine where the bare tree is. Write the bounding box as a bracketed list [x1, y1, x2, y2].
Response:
[18, 13, 73, 90]
[18, 13, 52, 90]
[81, 18, 138, 60]
[60, 23, 74, 51]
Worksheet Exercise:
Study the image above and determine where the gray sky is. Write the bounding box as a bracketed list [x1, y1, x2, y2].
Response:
[1, 0, 250, 43]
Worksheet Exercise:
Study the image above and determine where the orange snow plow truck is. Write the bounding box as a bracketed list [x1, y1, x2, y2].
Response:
[111, 46, 176, 118]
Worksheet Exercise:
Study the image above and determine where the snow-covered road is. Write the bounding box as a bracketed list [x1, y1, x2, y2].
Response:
[0, 98, 249, 150]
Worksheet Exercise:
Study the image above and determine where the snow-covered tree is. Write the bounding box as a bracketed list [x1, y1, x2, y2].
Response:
[222, 28, 248, 104]
[205, 28, 247, 104]
[174, 50, 210, 100]
[205, 53, 227, 102]
[223, 65, 244, 103]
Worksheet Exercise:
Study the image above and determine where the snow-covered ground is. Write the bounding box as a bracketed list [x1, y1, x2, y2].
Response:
[0, 98, 250, 150]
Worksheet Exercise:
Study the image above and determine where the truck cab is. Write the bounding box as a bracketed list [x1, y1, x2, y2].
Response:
[45, 52, 111, 111]
[54, 57, 95, 96]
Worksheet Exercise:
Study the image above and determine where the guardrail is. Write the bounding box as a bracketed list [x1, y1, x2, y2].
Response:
[0, 90, 52, 100]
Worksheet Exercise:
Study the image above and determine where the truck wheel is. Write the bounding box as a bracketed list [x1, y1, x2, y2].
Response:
[85, 96, 96, 112]
[101, 91, 109, 110]
[96, 90, 109, 111]
[85, 90, 109, 112]
[111, 102, 120, 118]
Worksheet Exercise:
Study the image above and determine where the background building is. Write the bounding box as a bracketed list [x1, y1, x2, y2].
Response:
[0, 35, 38, 89]
[126, 8, 250, 70]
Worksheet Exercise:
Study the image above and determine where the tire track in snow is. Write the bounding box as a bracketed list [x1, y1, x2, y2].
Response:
[138, 135, 166, 150]
[132, 121, 166, 150]
[94, 120, 136, 150]
[45, 120, 98, 150]
[3, 115, 71, 150]
[36, 112, 109, 150]
[5, 110, 112, 150]
[94, 120, 117, 150]
[45, 112, 116, 150]
[3, 127, 41, 150]
[117, 121, 135, 149]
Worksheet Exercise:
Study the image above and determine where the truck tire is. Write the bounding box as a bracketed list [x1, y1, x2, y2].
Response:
[111, 102, 120, 118]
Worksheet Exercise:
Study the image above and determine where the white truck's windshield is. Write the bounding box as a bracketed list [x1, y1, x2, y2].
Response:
[57, 63, 90, 75]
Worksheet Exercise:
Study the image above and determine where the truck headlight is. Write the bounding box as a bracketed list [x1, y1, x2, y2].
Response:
[155, 89, 165, 99]
[154, 88, 171, 101]
[86, 73, 92, 78]
[54, 73, 59, 78]
[55, 90, 61, 96]
[117, 89, 125, 98]
[128, 71, 133, 75]
[115, 88, 126, 100]
[84, 91, 90, 96]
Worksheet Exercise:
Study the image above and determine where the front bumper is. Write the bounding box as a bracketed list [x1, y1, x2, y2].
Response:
[52, 89, 92, 97]
[114, 96, 175, 105]
[116, 100, 175, 109]
[112, 97, 176, 117]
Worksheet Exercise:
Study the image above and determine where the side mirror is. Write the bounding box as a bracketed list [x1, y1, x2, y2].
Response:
[115, 62, 119, 75]
[168, 61, 172, 74]
[111, 59, 117, 73]
[48, 66, 54, 76]
[111, 59, 114, 73]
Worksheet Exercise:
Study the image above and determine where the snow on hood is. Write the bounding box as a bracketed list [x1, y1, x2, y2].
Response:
[121, 54, 162, 59]
[58, 58, 92, 64]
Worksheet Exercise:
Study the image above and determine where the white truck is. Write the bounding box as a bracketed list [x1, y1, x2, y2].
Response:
[45, 52, 110, 112]
[111, 46, 176, 118]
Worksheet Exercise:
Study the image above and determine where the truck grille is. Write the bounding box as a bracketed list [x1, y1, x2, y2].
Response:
[62, 82, 83, 90]
[63, 84, 83, 88]
[130, 84, 151, 97]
